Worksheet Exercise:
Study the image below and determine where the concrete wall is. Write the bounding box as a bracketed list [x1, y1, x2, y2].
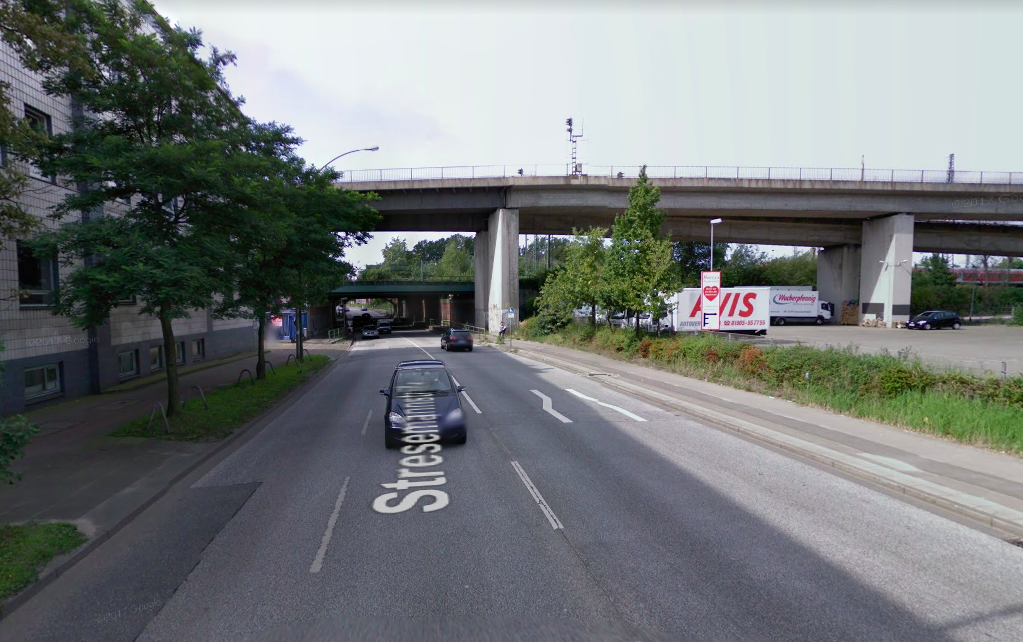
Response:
[860, 214, 914, 326]
[817, 245, 861, 324]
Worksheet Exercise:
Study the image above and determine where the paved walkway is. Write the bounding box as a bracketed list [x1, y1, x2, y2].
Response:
[499, 339, 1023, 539]
[0, 339, 349, 536]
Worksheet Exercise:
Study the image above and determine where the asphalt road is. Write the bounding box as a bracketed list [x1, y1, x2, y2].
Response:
[3, 330, 1022, 641]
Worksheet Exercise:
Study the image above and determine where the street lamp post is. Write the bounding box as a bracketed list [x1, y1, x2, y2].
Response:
[316, 146, 379, 173]
[709, 218, 723, 272]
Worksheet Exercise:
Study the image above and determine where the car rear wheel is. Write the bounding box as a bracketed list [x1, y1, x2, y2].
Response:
[953, 321, 961, 330]
[815, 316, 823, 325]
[468, 346, 473, 352]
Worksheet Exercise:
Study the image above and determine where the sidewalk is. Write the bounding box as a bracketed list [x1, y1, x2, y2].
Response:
[0, 338, 350, 533]
[499, 339, 1023, 539]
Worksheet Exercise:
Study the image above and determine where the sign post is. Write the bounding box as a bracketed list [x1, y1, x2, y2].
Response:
[701, 271, 721, 331]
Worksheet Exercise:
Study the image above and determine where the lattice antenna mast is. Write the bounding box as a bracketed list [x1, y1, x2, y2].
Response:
[566, 117, 584, 175]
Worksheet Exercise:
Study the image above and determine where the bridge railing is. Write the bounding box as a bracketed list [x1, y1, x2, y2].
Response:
[339, 165, 1023, 186]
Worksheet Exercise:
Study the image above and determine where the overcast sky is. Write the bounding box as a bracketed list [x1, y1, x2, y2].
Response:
[153, 0, 1021, 268]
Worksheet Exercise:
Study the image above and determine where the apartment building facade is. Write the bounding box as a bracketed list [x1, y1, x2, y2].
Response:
[0, 41, 255, 415]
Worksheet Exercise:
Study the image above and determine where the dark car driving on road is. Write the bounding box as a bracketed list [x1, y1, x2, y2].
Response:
[380, 360, 467, 448]
[440, 328, 474, 352]
[906, 310, 961, 330]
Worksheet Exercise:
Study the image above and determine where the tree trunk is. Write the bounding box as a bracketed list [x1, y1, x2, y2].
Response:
[160, 312, 180, 417]
[589, 302, 596, 327]
[295, 300, 304, 363]
[635, 311, 642, 337]
[256, 309, 266, 381]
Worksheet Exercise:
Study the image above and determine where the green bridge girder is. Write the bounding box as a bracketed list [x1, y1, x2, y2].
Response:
[330, 280, 476, 297]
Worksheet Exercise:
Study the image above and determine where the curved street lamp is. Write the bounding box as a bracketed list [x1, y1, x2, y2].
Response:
[317, 146, 379, 172]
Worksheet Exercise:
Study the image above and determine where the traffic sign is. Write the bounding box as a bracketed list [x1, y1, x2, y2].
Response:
[701, 271, 721, 331]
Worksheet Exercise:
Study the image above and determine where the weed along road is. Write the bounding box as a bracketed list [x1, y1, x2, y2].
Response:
[2, 330, 1022, 642]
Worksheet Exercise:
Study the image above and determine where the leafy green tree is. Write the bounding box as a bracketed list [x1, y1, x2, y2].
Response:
[0, 0, 94, 241]
[672, 241, 728, 288]
[762, 250, 817, 286]
[604, 166, 677, 334]
[520, 235, 570, 277]
[434, 236, 473, 278]
[24, 0, 253, 416]
[916, 253, 957, 287]
[722, 244, 769, 286]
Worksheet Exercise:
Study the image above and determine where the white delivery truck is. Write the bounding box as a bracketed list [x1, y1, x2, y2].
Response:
[675, 287, 771, 335]
[766, 287, 834, 325]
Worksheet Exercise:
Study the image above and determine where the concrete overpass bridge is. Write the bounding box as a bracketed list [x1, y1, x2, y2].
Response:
[339, 164, 1023, 328]
[329, 280, 476, 329]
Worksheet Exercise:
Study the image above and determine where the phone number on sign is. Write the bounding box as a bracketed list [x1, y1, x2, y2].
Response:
[722, 320, 766, 327]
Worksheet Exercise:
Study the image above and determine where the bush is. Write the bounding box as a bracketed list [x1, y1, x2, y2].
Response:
[0, 415, 39, 485]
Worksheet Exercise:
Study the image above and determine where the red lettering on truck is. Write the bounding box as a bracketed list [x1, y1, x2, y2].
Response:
[738, 292, 756, 318]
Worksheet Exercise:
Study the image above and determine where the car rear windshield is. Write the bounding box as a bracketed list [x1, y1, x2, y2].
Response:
[451, 330, 471, 336]
[393, 369, 452, 395]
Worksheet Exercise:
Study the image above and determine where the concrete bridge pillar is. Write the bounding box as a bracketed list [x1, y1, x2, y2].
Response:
[859, 213, 914, 327]
[474, 208, 519, 332]
[817, 245, 861, 324]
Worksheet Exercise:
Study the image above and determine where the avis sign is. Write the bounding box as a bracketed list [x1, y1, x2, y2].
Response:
[700, 271, 721, 330]
[675, 286, 770, 331]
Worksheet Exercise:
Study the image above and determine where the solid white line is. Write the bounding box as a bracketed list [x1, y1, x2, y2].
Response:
[450, 375, 482, 414]
[402, 336, 435, 359]
[565, 388, 647, 422]
[360, 409, 372, 436]
[310, 476, 351, 574]
[530, 390, 572, 423]
[511, 461, 563, 530]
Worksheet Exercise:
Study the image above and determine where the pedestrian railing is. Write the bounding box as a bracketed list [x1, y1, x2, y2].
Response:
[339, 164, 1023, 186]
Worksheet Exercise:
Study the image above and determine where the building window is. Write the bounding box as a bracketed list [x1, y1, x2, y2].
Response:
[118, 350, 138, 378]
[116, 295, 137, 306]
[176, 341, 186, 364]
[24, 105, 55, 183]
[149, 345, 164, 371]
[17, 240, 58, 307]
[192, 338, 205, 361]
[24, 363, 61, 399]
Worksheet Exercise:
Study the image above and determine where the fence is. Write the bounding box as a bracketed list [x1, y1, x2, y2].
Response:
[339, 164, 1023, 186]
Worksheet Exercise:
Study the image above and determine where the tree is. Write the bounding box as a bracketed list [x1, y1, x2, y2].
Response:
[604, 166, 677, 334]
[722, 244, 769, 287]
[434, 236, 473, 278]
[25, 0, 252, 417]
[917, 253, 957, 288]
[0, 0, 95, 241]
[672, 241, 728, 288]
[762, 250, 817, 286]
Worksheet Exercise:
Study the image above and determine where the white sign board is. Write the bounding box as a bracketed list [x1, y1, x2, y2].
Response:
[700, 271, 721, 331]
[676, 287, 770, 332]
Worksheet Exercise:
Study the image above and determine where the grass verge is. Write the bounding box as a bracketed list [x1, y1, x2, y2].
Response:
[109, 355, 330, 442]
[518, 321, 1023, 455]
[1, 522, 86, 601]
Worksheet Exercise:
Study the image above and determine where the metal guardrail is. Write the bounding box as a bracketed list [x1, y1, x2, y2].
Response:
[461, 323, 486, 336]
[339, 165, 1023, 186]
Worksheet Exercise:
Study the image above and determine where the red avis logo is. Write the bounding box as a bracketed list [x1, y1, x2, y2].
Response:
[690, 292, 758, 318]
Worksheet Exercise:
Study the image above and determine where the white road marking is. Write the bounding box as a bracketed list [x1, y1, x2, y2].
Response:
[530, 390, 572, 423]
[449, 375, 482, 414]
[310, 476, 351, 573]
[402, 336, 435, 359]
[361, 410, 372, 436]
[565, 388, 647, 422]
[511, 461, 563, 530]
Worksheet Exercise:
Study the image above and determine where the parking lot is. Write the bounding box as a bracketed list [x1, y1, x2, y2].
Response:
[766, 323, 1023, 378]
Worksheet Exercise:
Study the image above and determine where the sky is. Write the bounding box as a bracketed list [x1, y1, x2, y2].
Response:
[152, 0, 1023, 269]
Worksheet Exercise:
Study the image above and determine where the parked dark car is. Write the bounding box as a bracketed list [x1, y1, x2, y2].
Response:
[380, 360, 467, 448]
[906, 310, 961, 330]
[440, 328, 474, 352]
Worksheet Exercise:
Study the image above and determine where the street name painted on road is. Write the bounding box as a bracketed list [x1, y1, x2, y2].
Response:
[372, 394, 450, 514]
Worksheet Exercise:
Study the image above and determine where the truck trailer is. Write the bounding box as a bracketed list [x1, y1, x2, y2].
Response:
[766, 287, 834, 325]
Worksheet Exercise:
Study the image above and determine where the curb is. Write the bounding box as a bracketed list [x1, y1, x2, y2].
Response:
[505, 345, 1023, 540]
[0, 350, 346, 620]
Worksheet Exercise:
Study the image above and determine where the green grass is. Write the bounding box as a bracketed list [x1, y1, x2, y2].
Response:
[525, 324, 1023, 455]
[0, 522, 86, 601]
[109, 355, 330, 441]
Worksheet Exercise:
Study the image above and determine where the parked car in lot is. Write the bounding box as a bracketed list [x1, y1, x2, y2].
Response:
[906, 310, 961, 330]
[380, 359, 467, 448]
[377, 319, 392, 334]
[440, 328, 474, 352]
